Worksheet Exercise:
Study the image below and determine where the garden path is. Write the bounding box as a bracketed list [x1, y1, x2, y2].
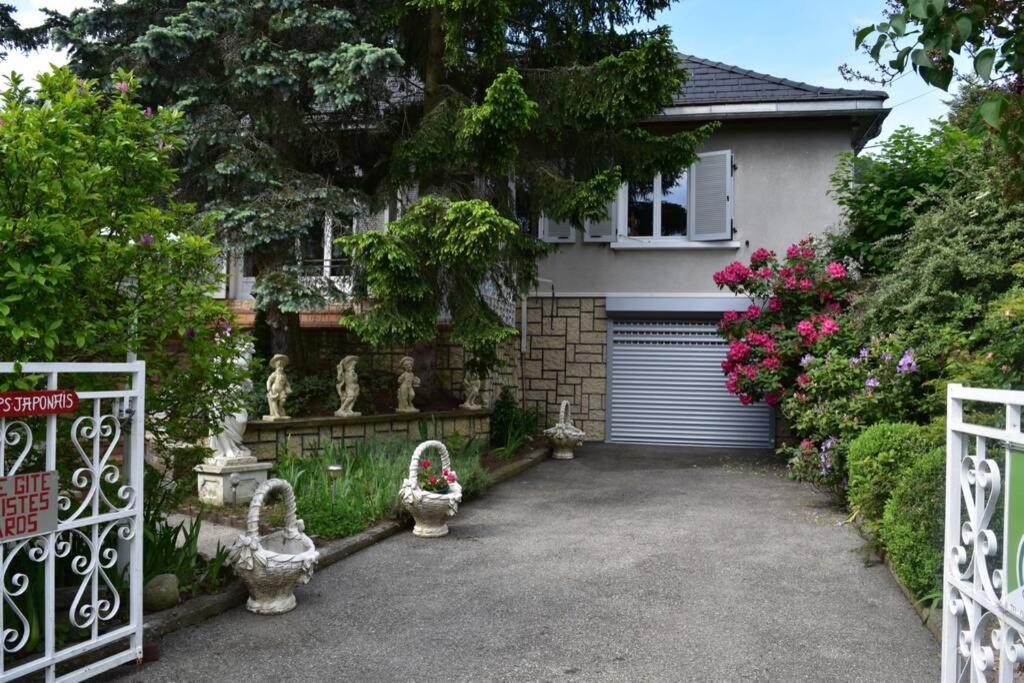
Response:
[114, 444, 939, 681]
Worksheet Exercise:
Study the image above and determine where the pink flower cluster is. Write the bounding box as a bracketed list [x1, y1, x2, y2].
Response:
[712, 261, 752, 287]
[712, 236, 854, 406]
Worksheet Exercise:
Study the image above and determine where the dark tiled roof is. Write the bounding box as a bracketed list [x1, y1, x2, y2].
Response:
[675, 55, 888, 105]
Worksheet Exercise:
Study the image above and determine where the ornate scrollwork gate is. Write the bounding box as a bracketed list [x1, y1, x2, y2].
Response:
[942, 384, 1024, 682]
[0, 362, 144, 682]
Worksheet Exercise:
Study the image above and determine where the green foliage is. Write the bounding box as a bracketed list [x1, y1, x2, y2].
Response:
[828, 124, 981, 273]
[48, 0, 405, 346]
[847, 422, 938, 524]
[341, 196, 548, 376]
[489, 385, 538, 452]
[0, 67, 248, 496]
[943, 268, 1024, 392]
[857, 0, 1024, 187]
[880, 446, 947, 599]
[860, 145, 1024, 359]
[276, 437, 491, 539]
[783, 334, 934, 491]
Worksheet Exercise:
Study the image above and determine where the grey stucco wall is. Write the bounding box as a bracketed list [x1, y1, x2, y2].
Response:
[537, 119, 852, 295]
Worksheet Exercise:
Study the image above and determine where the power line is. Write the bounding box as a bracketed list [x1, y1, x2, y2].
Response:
[890, 89, 940, 108]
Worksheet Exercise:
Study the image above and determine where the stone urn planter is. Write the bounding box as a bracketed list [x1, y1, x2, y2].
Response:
[399, 440, 463, 538]
[229, 478, 319, 615]
[544, 400, 586, 460]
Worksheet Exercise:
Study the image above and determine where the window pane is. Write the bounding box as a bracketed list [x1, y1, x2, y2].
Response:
[627, 183, 654, 237]
[661, 171, 688, 237]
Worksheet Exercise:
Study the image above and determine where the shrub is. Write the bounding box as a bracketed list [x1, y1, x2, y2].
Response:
[712, 237, 855, 405]
[861, 144, 1024, 361]
[880, 446, 946, 599]
[490, 385, 540, 455]
[828, 124, 980, 274]
[783, 333, 933, 491]
[847, 423, 937, 524]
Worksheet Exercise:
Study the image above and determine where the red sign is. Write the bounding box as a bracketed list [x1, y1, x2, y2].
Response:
[0, 471, 58, 542]
[0, 389, 79, 418]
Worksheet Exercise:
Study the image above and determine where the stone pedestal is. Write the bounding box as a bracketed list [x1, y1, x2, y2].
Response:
[195, 458, 273, 507]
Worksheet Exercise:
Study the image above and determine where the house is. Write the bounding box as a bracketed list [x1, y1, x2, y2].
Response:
[521, 56, 889, 447]
[222, 55, 889, 450]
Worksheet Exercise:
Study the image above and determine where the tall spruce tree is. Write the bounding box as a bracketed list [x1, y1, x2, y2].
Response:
[45, 1, 712, 375]
[48, 0, 404, 356]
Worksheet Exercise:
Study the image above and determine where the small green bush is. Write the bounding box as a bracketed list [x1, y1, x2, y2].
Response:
[490, 385, 540, 456]
[847, 422, 936, 523]
[880, 446, 946, 599]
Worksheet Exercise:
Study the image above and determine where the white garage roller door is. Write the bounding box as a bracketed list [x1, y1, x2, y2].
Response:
[608, 319, 772, 448]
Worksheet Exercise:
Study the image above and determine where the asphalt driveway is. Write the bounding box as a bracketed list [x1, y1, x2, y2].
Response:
[113, 443, 939, 682]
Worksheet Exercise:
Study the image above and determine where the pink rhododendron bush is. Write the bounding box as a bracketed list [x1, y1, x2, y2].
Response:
[713, 238, 855, 407]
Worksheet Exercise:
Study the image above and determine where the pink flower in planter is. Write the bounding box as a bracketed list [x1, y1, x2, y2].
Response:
[826, 262, 848, 279]
[767, 297, 782, 313]
[794, 263, 807, 276]
[786, 244, 801, 259]
[765, 392, 781, 406]
[796, 320, 815, 337]
[797, 374, 810, 386]
[756, 267, 773, 279]
[801, 247, 815, 259]
[762, 356, 780, 371]
[420, 459, 431, 468]
[784, 275, 798, 289]
[800, 438, 815, 450]
[722, 310, 739, 324]
[740, 364, 757, 379]
[825, 302, 842, 314]
[739, 393, 754, 405]
[745, 305, 761, 320]
[445, 473, 457, 483]
[799, 278, 813, 292]
[115, 81, 129, 93]
[428, 476, 439, 485]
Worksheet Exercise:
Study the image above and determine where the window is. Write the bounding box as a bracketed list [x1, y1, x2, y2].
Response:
[616, 150, 734, 245]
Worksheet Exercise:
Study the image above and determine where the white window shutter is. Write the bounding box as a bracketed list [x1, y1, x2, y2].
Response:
[583, 198, 617, 243]
[540, 216, 576, 243]
[688, 150, 733, 241]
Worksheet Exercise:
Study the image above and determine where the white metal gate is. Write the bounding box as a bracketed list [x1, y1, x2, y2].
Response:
[942, 384, 1024, 681]
[0, 362, 144, 682]
[608, 320, 771, 447]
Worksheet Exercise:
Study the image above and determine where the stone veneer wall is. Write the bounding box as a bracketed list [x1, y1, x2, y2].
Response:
[245, 410, 491, 460]
[521, 297, 607, 440]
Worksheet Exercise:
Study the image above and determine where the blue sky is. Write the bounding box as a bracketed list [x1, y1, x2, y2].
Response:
[2, 0, 951, 150]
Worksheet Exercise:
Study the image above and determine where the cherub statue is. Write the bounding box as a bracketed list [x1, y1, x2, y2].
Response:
[209, 343, 255, 462]
[459, 372, 483, 411]
[264, 354, 291, 421]
[396, 356, 420, 413]
[334, 355, 361, 418]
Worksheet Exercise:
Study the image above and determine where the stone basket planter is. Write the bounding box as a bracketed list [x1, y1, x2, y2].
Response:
[544, 400, 586, 460]
[399, 440, 463, 538]
[229, 478, 319, 615]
